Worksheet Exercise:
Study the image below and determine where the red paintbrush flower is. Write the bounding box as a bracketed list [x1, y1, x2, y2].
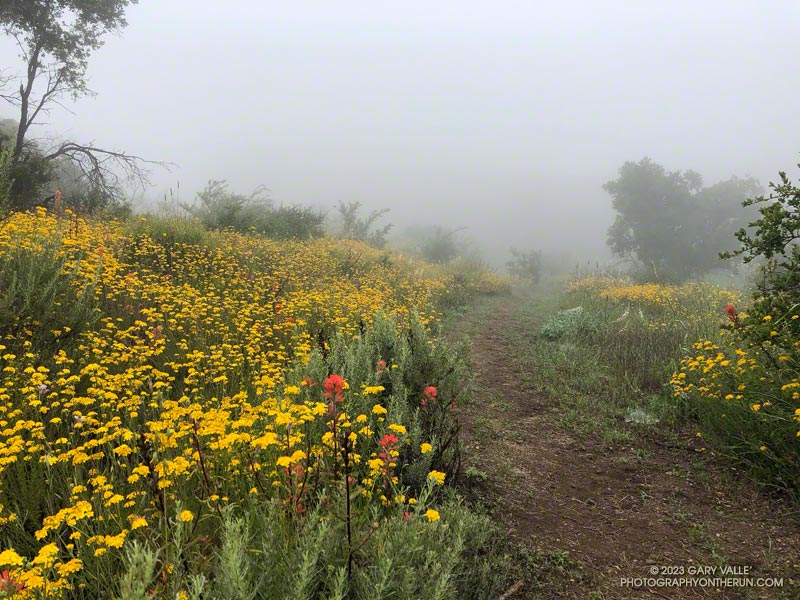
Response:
[0, 570, 24, 593]
[725, 305, 740, 325]
[323, 374, 345, 402]
[420, 385, 437, 407]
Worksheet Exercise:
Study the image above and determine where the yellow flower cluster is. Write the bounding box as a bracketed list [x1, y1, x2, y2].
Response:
[672, 336, 800, 438]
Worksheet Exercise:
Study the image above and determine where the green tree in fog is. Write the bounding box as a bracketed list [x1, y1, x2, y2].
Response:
[604, 158, 761, 281]
[0, 0, 152, 210]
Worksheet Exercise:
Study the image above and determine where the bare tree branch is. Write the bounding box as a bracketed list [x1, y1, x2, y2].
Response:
[25, 68, 68, 130]
[43, 141, 171, 201]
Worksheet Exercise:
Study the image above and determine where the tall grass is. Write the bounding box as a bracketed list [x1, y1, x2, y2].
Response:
[550, 277, 738, 391]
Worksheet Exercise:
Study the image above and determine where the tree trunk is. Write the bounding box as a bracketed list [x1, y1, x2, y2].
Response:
[13, 41, 42, 161]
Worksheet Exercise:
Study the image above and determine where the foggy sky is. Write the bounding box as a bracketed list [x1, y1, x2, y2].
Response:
[2, 1, 799, 264]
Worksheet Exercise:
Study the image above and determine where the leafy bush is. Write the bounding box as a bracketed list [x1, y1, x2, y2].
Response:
[336, 201, 392, 248]
[724, 164, 800, 332]
[0, 230, 101, 351]
[417, 226, 465, 265]
[507, 247, 542, 284]
[183, 180, 324, 240]
[260, 203, 326, 240]
[541, 307, 601, 342]
[673, 165, 800, 498]
[115, 494, 510, 600]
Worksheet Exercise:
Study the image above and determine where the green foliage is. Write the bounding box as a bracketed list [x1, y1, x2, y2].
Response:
[687, 164, 800, 497]
[262, 204, 326, 241]
[8, 149, 54, 209]
[540, 307, 600, 341]
[0, 124, 54, 209]
[604, 158, 761, 281]
[212, 511, 257, 600]
[0, 1, 136, 93]
[183, 180, 266, 230]
[507, 246, 542, 283]
[115, 542, 159, 600]
[119, 493, 510, 599]
[417, 226, 465, 265]
[304, 312, 469, 489]
[0, 235, 101, 351]
[336, 201, 392, 248]
[183, 180, 325, 240]
[723, 165, 800, 326]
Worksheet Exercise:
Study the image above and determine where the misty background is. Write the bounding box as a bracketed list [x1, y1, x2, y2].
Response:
[2, 0, 799, 265]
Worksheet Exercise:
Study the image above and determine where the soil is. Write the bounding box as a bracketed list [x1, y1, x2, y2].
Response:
[452, 297, 800, 600]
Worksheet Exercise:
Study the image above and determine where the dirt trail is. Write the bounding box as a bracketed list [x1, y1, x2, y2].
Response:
[455, 297, 799, 600]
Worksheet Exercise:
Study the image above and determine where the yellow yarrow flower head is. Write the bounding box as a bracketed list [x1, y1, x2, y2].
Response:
[0, 548, 24, 567]
[427, 470, 445, 485]
[420, 442, 433, 454]
[425, 509, 440, 522]
[33, 543, 60, 568]
[179, 510, 194, 522]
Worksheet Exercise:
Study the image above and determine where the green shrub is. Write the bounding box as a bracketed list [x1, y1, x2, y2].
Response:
[183, 180, 325, 240]
[116, 491, 510, 599]
[541, 307, 602, 342]
[124, 214, 210, 247]
[671, 164, 800, 498]
[300, 311, 469, 490]
[260, 203, 326, 240]
[336, 201, 392, 248]
[417, 226, 464, 265]
[0, 236, 101, 351]
[507, 247, 542, 284]
[672, 331, 800, 498]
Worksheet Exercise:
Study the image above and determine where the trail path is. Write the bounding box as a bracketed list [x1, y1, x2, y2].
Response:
[453, 296, 799, 600]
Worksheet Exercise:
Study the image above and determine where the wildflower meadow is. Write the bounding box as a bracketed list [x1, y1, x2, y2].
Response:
[0, 209, 509, 599]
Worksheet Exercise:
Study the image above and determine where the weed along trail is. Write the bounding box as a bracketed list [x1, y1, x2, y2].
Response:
[455, 295, 800, 600]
